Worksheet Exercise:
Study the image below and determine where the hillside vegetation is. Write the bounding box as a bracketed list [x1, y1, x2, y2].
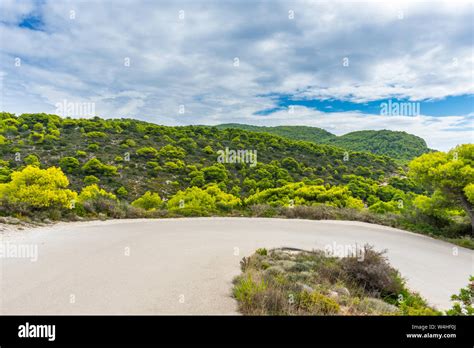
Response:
[217, 124, 431, 162]
[0, 112, 472, 248]
[0, 113, 398, 199]
[234, 248, 473, 316]
[233, 247, 440, 315]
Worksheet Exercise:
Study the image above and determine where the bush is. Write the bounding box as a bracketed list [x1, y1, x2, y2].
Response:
[204, 184, 241, 210]
[0, 166, 77, 215]
[77, 184, 118, 216]
[232, 247, 438, 316]
[340, 245, 403, 297]
[82, 158, 118, 176]
[131, 191, 162, 211]
[245, 182, 364, 209]
[298, 291, 340, 314]
[233, 274, 267, 307]
[24, 154, 40, 167]
[168, 185, 240, 212]
[59, 157, 80, 173]
[136, 146, 158, 158]
[168, 187, 215, 211]
[116, 186, 128, 197]
[78, 184, 117, 202]
[85, 131, 107, 138]
[256, 248, 268, 256]
[83, 175, 100, 185]
[158, 144, 186, 159]
[248, 204, 279, 217]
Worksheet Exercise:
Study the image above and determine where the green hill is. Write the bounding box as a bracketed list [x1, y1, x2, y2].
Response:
[0, 113, 399, 200]
[327, 130, 430, 161]
[216, 124, 430, 162]
[216, 124, 335, 143]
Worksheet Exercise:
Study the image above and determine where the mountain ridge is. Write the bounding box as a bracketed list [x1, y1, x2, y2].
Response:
[216, 124, 431, 162]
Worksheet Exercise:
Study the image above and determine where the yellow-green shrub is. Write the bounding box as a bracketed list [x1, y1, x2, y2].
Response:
[0, 165, 77, 212]
[78, 184, 117, 202]
[131, 191, 162, 211]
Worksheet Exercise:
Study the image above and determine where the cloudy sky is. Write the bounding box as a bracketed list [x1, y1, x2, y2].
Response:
[0, 0, 473, 150]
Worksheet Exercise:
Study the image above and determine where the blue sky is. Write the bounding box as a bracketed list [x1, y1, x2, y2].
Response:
[0, 0, 473, 150]
[256, 94, 474, 117]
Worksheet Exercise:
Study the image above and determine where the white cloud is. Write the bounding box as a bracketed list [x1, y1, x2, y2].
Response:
[0, 0, 472, 150]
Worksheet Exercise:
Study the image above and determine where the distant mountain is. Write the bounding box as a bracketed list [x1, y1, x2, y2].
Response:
[216, 124, 430, 162]
[327, 130, 431, 162]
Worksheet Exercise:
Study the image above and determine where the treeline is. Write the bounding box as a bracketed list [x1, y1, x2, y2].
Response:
[216, 124, 431, 162]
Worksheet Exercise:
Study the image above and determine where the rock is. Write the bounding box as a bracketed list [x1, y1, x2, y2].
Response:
[328, 290, 339, 299]
[334, 286, 350, 297]
[298, 283, 314, 293]
[42, 218, 52, 224]
[0, 217, 21, 225]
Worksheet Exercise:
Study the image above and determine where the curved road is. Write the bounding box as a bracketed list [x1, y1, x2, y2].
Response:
[1, 218, 473, 314]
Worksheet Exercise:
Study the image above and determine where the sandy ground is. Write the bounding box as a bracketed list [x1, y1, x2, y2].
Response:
[1, 217, 473, 314]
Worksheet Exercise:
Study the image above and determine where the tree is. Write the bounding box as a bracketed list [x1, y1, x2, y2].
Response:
[24, 154, 40, 167]
[409, 144, 474, 232]
[0, 166, 77, 213]
[83, 175, 100, 185]
[131, 191, 162, 211]
[116, 186, 128, 198]
[78, 184, 117, 202]
[202, 164, 228, 183]
[245, 182, 364, 209]
[446, 276, 474, 316]
[136, 146, 158, 158]
[158, 144, 186, 159]
[168, 187, 215, 211]
[81, 158, 118, 176]
[59, 157, 80, 173]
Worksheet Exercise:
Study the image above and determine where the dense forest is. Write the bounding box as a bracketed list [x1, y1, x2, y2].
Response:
[217, 124, 431, 162]
[0, 112, 472, 248]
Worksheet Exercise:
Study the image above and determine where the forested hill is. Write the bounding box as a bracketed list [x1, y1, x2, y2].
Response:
[0, 113, 399, 200]
[215, 124, 335, 143]
[216, 124, 431, 162]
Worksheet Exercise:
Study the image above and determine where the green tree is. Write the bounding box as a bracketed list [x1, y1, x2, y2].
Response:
[168, 187, 215, 211]
[82, 158, 118, 176]
[131, 191, 162, 211]
[78, 184, 117, 202]
[59, 157, 80, 173]
[83, 175, 100, 185]
[116, 186, 128, 197]
[409, 144, 474, 232]
[446, 276, 474, 316]
[136, 146, 158, 158]
[0, 166, 77, 213]
[24, 154, 40, 167]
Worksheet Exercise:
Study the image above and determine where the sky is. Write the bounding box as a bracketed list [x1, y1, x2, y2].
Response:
[0, 0, 473, 151]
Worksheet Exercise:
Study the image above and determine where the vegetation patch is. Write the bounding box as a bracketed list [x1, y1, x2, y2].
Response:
[232, 246, 442, 315]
